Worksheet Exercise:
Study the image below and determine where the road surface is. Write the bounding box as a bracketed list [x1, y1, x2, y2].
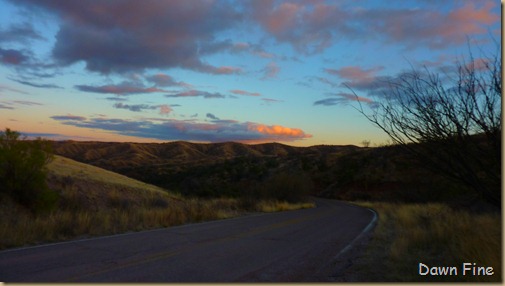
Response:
[0, 198, 376, 282]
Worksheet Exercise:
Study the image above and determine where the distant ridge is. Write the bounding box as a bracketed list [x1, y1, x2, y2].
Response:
[52, 141, 360, 170]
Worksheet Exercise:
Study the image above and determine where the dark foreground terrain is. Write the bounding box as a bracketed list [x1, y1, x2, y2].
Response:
[0, 199, 375, 282]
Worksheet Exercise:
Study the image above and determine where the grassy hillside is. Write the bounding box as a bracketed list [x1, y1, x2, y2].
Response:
[47, 155, 179, 200]
[0, 155, 314, 250]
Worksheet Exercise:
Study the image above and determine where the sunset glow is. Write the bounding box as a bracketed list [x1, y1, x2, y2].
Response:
[0, 0, 500, 146]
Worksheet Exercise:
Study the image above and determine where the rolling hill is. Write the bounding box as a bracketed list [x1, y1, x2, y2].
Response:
[52, 141, 361, 197]
[45, 155, 181, 211]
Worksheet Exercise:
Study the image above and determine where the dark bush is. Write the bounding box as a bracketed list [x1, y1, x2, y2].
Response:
[0, 128, 56, 212]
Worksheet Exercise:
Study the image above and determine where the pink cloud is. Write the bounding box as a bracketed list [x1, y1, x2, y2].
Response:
[250, 1, 499, 53]
[364, 1, 499, 49]
[325, 66, 384, 81]
[263, 2, 301, 34]
[159, 104, 172, 115]
[230, 89, 261, 97]
[262, 62, 280, 79]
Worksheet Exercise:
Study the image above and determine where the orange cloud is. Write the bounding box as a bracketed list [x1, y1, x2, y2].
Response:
[247, 123, 312, 140]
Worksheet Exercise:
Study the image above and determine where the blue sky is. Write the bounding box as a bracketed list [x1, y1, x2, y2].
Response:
[0, 0, 500, 146]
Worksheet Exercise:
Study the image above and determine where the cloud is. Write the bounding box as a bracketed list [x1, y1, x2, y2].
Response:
[249, 1, 499, 53]
[325, 66, 384, 81]
[322, 65, 392, 95]
[230, 89, 261, 97]
[51, 114, 312, 143]
[0, 48, 29, 65]
[0, 99, 43, 110]
[0, 84, 27, 94]
[10, 0, 243, 74]
[0, 22, 45, 43]
[0, 103, 14, 109]
[261, 98, 282, 103]
[50, 114, 87, 121]
[76, 82, 167, 95]
[158, 105, 173, 115]
[113, 102, 158, 112]
[359, 1, 499, 49]
[12, 100, 43, 106]
[229, 42, 277, 59]
[313, 98, 339, 106]
[246, 123, 310, 140]
[105, 97, 128, 102]
[113, 102, 174, 115]
[146, 73, 191, 88]
[206, 113, 220, 120]
[314, 92, 373, 106]
[319, 77, 337, 88]
[165, 90, 226, 99]
[261, 62, 280, 79]
[9, 78, 62, 89]
[200, 65, 243, 75]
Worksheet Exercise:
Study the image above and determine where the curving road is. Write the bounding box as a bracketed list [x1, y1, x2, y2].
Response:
[0, 198, 376, 282]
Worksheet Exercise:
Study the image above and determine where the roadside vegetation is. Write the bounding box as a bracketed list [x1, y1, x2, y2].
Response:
[337, 43, 501, 282]
[0, 134, 314, 250]
[344, 202, 501, 282]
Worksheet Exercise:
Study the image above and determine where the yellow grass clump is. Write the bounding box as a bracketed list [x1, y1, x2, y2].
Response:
[347, 202, 501, 282]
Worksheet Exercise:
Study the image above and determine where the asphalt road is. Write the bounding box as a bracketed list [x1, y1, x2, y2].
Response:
[0, 198, 376, 282]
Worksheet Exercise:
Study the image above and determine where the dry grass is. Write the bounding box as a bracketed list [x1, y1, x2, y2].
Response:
[0, 156, 314, 250]
[0, 197, 313, 250]
[47, 155, 179, 199]
[256, 200, 315, 212]
[345, 202, 501, 282]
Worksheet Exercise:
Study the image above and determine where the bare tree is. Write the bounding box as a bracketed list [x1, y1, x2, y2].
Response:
[354, 47, 501, 206]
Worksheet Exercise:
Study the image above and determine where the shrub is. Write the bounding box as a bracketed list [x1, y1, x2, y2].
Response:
[0, 128, 56, 212]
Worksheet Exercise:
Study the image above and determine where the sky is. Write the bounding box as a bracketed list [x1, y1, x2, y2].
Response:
[0, 0, 500, 146]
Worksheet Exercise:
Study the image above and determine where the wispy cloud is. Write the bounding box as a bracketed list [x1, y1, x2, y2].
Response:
[261, 62, 280, 79]
[12, 100, 43, 106]
[230, 89, 261, 97]
[325, 66, 384, 81]
[0, 22, 45, 43]
[314, 92, 373, 106]
[0, 103, 14, 109]
[113, 103, 159, 112]
[165, 90, 226, 99]
[76, 82, 167, 95]
[50, 114, 87, 121]
[9, 78, 62, 89]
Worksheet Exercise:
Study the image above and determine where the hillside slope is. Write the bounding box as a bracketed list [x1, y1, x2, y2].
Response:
[52, 141, 360, 197]
[47, 155, 174, 197]
[52, 141, 359, 169]
[46, 155, 180, 211]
